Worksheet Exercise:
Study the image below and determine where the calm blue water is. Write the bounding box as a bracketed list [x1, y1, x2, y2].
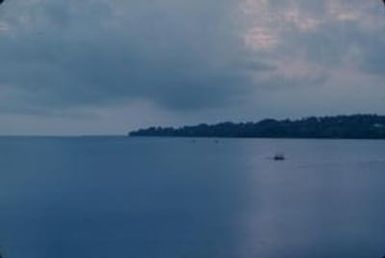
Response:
[0, 137, 385, 258]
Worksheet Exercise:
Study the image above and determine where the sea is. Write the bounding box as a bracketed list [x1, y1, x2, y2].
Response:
[0, 136, 384, 258]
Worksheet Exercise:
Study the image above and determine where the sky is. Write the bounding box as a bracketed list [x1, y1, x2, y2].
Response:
[0, 0, 384, 135]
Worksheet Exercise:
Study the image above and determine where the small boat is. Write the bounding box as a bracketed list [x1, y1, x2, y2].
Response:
[273, 153, 285, 161]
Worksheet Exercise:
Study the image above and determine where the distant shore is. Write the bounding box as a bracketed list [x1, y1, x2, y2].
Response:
[129, 114, 385, 139]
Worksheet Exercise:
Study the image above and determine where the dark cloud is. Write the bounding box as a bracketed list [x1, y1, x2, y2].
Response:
[0, 0, 271, 113]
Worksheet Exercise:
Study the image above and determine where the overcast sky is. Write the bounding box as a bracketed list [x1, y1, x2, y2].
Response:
[0, 0, 384, 135]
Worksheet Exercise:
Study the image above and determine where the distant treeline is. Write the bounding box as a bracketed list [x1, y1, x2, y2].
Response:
[129, 114, 385, 139]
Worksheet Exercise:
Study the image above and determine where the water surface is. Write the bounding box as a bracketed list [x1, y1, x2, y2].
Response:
[0, 137, 385, 258]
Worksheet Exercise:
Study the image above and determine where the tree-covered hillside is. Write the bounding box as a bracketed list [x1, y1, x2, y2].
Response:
[129, 114, 385, 139]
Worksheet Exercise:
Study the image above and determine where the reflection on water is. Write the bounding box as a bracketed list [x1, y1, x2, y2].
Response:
[0, 137, 385, 258]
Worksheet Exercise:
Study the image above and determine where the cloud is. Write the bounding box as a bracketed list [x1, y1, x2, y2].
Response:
[0, 0, 385, 133]
[0, 0, 275, 114]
